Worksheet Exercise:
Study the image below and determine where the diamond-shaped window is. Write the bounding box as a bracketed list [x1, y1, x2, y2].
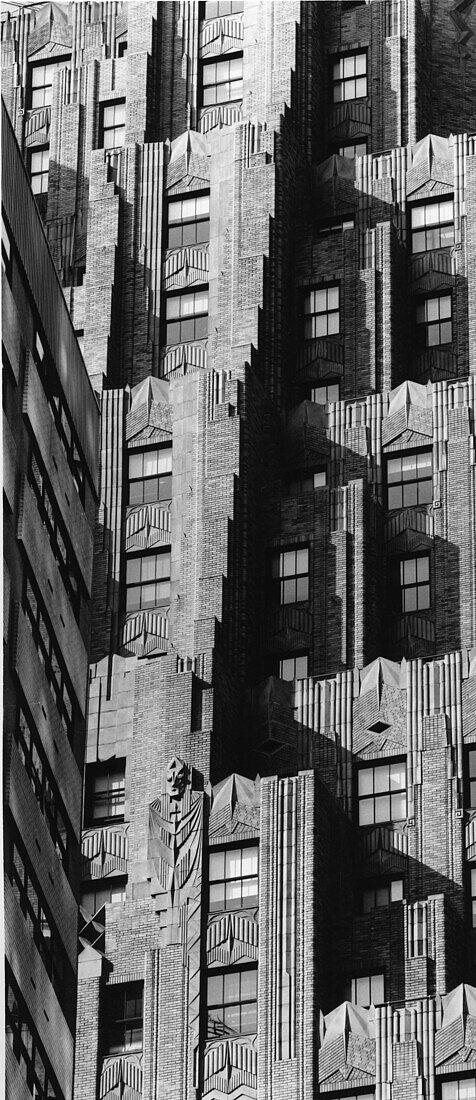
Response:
[367, 720, 390, 735]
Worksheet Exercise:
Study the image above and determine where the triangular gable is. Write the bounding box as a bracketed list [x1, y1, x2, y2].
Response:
[28, 41, 71, 61]
[407, 179, 454, 200]
[383, 426, 433, 450]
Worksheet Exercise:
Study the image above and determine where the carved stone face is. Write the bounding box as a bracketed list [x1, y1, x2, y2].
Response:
[166, 756, 188, 800]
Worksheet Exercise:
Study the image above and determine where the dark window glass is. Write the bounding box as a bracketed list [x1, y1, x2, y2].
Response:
[167, 193, 210, 249]
[357, 761, 407, 826]
[362, 879, 403, 913]
[24, 574, 77, 744]
[165, 289, 209, 345]
[85, 760, 126, 825]
[8, 829, 69, 1008]
[14, 703, 70, 870]
[101, 100, 125, 149]
[398, 555, 431, 613]
[441, 1078, 476, 1100]
[278, 654, 309, 681]
[81, 878, 127, 915]
[6, 967, 64, 1100]
[29, 450, 81, 618]
[104, 982, 143, 1054]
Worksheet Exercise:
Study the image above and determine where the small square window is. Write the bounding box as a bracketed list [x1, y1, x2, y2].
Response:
[287, 470, 326, 494]
[362, 879, 403, 913]
[271, 547, 309, 605]
[332, 52, 367, 103]
[101, 100, 126, 149]
[304, 285, 339, 340]
[416, 294, 452, 349]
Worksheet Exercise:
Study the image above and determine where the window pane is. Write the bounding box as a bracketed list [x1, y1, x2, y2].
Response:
[391, 879, 403, 901]
[209, 851, 224, 881]
[359, 798, 374, 825]
[371, 974, 385, 1004]
[374, 795, 390, 822]
[374, 764, 389, 793]
[358, 769, 373, 796]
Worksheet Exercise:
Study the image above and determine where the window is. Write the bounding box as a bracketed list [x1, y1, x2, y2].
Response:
[33, 331, 88, 501]
[337, 140, 367, 158]
[125, 551, 171, 611]
[416, 294, 452, 348]
[287, 470, 327, 494]
[85, 760, 126, 825]
[410, 199, 454, 254]
[311, 381, 340, 404]
[8, 829, 69, 1006]
[167, 193, 210, 249]
[24, 575, 76, 743]
[468, 750, 476, 809]
[165, 288, 208, 344]
[386, 451, 432, 509]
[203, 1, 244, 17]
[362, 879, 403, 913]
[332, 52, 367, 102]
[29, 449, 82, 617]
[272, 547, 309, 605]
[279, 654, 309, 681]
[117, 39, 127, 57]
[28, 57, 69, 109]
[397, 554, 430, 613]
[304, 285, 339, 339]
[349, 974, 385, 1007]
[207, 967, 257, 1037]
[15, 703, 70, 870]
[101, 100, 126, 149]
[209, 846, 258, 911]
[29, 145, 49, 195]
[201, 56, 243, 107]
[357, 761, 406, 825]
[128, 446, 172, 505]
[441, 1080, 476, 1100]
[6, 968, 63, 1100]
[104, 982, 143, 1054]
[81, 878, 127, 915]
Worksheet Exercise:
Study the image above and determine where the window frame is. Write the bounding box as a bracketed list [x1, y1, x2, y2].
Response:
[395, 553, 431, 614]
[467, 748, 476, 810]
[271, 546, 309, 606]
[303, 284, 340, 341]
[278, 653, 309, 681]
[361, 877, 404, 914]
[416, 293, 453, 350]
[29, 144, 50, 195]
[356, 759, 407, 827]
[348, 973, 385, 1007]
[331, 51, 367, 103]
[27, 54, 70, 111]
[100, 98, 126, 150]
[441, 1077, 476, 1100]
[336, 140, 368, 158]
[207, 964, 258, 1038]
[410, 198, 455, 254]
[165, 287, 209, 345]
[209, 844, 259, 912]
[127, 444, 172, 506]
[84, 759, 126, 826]
[311, 381, 340, 405]
[202, 0, 244, 18]
[15, 700, 71, 871]
[200, 53, 243, 108]
[81, 877, 127, 916]
[24, 573, 77, 744]
[166, 191, 210, 250]
[125, 549, 172, 613]
[386, 450, 433, 510]
[103, 981, 144, 1055]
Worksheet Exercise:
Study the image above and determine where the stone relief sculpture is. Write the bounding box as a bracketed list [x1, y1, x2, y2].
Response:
[147, 755, 203, 915]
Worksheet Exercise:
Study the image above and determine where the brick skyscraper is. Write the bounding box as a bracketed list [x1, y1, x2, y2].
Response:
[3, 2, 476, 1099]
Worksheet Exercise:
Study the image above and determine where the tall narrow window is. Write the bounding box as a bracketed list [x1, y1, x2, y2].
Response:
[85, 760, 126, 825]
[29, 146, 49, 195]
[272, 547, 309, 605]
[410, 199, 454, 254]
[468, 749, 476, 809]
[304, 285, 340, 339]
[28, 57, 70, 110]
[101, 100, 126, 149]
[416, 294, 452, 348]
[398, 555, 430, 613]
[209, 846, 258, 911]
[332, 52, 367, 102]
[104, 982, 143, 1053]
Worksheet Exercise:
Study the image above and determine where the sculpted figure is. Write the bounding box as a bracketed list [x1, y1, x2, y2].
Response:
[166, 755, 188, 800]
[147, 755, 202, 913]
